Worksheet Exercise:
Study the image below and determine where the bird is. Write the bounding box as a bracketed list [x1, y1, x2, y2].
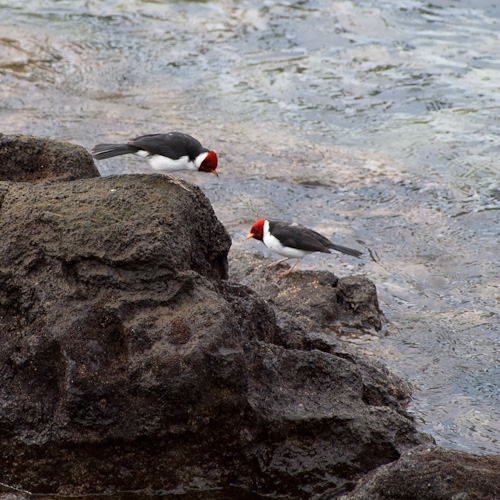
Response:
[246, 219, 362, 276]
[91, 132, 218, 190]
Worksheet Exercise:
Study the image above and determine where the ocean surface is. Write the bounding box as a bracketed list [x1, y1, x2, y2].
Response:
[1, 0, 499, 461]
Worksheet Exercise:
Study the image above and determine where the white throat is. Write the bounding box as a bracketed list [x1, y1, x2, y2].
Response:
[194, 151, 208, 169]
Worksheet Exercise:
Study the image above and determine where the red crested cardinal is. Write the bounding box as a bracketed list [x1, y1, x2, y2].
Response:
[92, 132, 218, 190]
[247, 219, 362, 276]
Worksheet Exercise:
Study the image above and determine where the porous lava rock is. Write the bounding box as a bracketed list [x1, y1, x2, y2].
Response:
[339, 444, 500, 500]
[0, 134, 100, 183]
[229, 249, 384, 334]
[0, 173, 431, 499]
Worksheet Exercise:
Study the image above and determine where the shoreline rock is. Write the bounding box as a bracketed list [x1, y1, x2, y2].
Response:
[0, 134, 100, 184]
[339, 445, 500, 500]
[229, 248, 384, 335]
[0, 170, 429, 498]
[1, 136, 498, 499]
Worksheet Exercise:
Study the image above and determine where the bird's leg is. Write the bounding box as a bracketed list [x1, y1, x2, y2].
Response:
[163, 174, 191, 192]
[267, 257, 290, 268]
[277, 259, 302, 277]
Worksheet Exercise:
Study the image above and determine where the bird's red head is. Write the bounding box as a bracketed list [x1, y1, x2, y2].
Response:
[199, 151, 218, 176]
[246, 219, 266, 241]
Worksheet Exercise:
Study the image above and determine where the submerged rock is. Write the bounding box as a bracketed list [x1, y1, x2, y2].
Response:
[0, 134, 99, 184]
[0, 173, 430, 498]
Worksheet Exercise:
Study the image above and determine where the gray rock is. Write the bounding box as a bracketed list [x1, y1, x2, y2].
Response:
[0, 134, 100, 184]
[0, 174, 431, 498]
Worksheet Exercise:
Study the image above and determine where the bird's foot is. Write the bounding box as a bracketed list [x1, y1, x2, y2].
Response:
[164, 174, 191, 192]
[267, 258, 290, 268]
[276, 259, 301, 277]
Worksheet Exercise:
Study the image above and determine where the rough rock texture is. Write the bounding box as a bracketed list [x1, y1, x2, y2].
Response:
[339, 444, 500, 500]
[230, 249, 384, 334]
[0, 174, 431, 498]
[0, 134, 100, 183]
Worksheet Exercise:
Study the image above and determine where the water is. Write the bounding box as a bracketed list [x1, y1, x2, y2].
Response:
[1, 0, 500, 458]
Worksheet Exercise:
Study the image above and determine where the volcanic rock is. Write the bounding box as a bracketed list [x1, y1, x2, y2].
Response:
[0, 173, 430, 498]
[230, 249, 384, 334]
[340, 444, 500, 500]
[0, 134, 99, 184]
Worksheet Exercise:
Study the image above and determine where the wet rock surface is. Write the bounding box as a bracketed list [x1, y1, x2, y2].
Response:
[229, 249, 384, 334]
[339, 444, 500, 500]
[0, 172, 431, 498]
[0, 134, 100, 184]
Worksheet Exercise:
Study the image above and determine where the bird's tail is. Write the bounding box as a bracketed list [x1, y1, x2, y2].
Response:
[91, 143, 137, 160]
[329, 243, 363, 258]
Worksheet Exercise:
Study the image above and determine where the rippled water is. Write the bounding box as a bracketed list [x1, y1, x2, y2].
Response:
[1, 0, 500, 459]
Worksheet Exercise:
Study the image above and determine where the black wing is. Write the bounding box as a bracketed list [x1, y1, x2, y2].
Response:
[269, 221, 363, 258]
[269, 221, 333, 254]
[92, 143, 136, 159]
[127, 132, 207, 160]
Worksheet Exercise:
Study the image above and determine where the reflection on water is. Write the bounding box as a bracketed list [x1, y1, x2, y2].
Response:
[1, 0, 500, 457]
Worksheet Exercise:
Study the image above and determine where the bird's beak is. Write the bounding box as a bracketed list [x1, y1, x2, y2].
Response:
[212, 170, 219, 177]
[246, 232, 253, 240]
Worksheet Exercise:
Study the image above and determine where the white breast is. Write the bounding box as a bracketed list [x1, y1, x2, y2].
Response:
[148, 154, 194, 173]
[262, 220, 311, 259]
[131, 150, 196, 173]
